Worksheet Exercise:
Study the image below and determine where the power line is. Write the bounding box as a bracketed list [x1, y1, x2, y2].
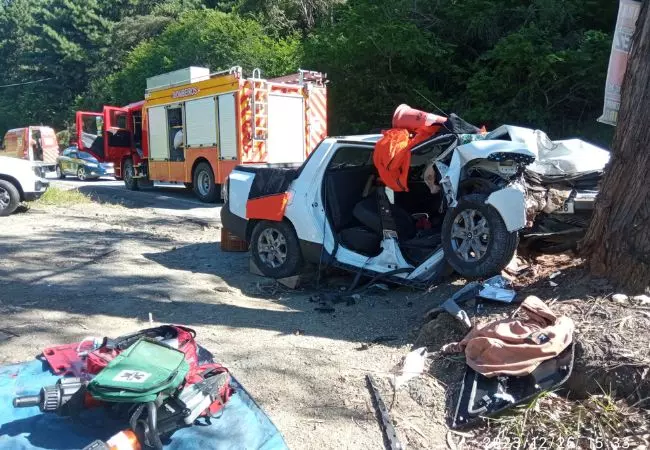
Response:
[0, 77, 54, 89]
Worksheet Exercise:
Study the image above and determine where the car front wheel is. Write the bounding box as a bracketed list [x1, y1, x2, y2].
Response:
[441, 193, 519, 278]
[250, 220, 303, 279]
[77, 167, 86, 181]
[0, 180, 20, 216]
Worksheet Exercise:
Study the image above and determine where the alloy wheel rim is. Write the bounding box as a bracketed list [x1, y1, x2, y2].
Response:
[450, 209, 490, 262]
[0, 187, 9, 209]
[257, 228, 288, 268]
[78, 168, 86, 180]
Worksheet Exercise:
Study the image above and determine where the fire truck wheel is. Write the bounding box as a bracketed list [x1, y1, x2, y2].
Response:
[123, 158, 139, 191]
[193, 162, 219, 203]
[0, 180, 20, 217]
[251, 220, 303, 279]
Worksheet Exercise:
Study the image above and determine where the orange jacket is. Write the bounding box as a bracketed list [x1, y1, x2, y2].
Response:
[373, 126, 440, 192]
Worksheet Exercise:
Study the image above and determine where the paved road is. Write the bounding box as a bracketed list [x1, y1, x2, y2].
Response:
[47, 174, 222, 224]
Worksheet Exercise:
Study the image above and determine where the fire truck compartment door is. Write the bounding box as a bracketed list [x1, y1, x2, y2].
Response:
[267, 95, 305, 163]
[185, 96, 218, 148]
[76, 111, 104, 160]
[148, 106, 169, 161]
[218, 93, 237, 160]
[104, 106, 131, 149]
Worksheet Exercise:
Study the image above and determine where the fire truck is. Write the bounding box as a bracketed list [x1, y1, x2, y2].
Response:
[76, 66, 328, 202]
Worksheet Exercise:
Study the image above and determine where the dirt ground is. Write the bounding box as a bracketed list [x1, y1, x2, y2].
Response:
[2, 192, 649, 450]
[0, 196, 454, 449]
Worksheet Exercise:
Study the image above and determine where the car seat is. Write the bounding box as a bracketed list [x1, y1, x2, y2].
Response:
[352, 195, 417, 241]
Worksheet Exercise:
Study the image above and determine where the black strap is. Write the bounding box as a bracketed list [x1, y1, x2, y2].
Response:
[104, 325, 196, 351]
[376, 187, 398, 238]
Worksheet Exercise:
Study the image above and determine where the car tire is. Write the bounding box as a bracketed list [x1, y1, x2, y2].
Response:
[56, 165, 65, 179]
[123, 158, 139, 191]
[250, 220, 303, 279]
[0, 180, 20, 217]
[441, 193, 519, 278]
[192, 162, 219, 203]
[77, 167, 86, 181]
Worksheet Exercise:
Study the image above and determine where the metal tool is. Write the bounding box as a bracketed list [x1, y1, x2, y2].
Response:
[13, 377, 89, 416]
[366, 374, 403, 450]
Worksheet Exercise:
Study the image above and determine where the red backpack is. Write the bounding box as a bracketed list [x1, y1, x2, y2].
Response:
[86, 325, 198, 375]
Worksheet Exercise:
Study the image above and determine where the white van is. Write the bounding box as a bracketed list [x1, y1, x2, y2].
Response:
[1, 126, 59, 171]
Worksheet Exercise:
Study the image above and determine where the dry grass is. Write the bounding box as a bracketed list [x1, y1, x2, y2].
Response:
[461, 391, 650, 449]
[35, 186, 91, 206]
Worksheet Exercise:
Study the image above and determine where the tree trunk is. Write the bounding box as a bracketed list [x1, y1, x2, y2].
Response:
[581, 1, 650, 293]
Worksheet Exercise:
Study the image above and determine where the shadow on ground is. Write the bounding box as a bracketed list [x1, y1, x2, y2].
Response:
[70, 182, 223, 211]
[0, 211, 443, 348]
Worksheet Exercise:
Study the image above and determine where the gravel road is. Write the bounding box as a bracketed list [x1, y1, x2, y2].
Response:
[0, 186, 451, 449]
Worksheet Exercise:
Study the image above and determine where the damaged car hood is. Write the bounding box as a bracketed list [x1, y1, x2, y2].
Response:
[486, 125, 610, 176]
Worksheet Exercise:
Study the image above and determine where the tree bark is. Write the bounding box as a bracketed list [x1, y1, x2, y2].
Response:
[581, 1, 650, 293]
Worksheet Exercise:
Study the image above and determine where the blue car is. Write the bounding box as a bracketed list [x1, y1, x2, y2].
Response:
[56, 146, 115, 180]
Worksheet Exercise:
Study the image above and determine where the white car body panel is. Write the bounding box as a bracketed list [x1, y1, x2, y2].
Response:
[0, 156, 49, 197]
[441, 140, 536, 205]
[228, 170, 255, 218]
[487, 125, 610, 175]
[486, 186, 527, 232]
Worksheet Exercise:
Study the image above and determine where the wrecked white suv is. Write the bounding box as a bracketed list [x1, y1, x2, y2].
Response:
[221, 117, 606, 286]
[0, 156, 50, 216]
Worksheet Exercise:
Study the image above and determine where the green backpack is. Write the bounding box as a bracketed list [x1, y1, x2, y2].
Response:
[87, 339, 189, 403]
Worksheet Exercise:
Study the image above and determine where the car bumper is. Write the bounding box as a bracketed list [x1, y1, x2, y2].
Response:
[221, 202, 248, 240]
[24, 179, 50, 201]
[86, 168, 115, 177]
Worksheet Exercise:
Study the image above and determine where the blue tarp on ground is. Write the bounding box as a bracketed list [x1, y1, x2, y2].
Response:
[0, 359, 288, 450]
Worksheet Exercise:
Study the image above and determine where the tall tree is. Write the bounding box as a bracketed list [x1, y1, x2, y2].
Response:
[581, 1, 650, 292]
[97, 10, 301, 106]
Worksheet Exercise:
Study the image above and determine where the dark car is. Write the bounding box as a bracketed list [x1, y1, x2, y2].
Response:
[56, 146, 115, 180]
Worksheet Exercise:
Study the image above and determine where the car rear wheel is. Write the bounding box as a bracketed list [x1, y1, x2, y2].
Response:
[192, 162, 219, 203]
[0, 180, 20, 216]
[250, 220, 303, 279]
[441, 194, 519, 278]
[124, 158, 139, 191]
[56, 165, 65, 179]
[77, 167, 86, 181]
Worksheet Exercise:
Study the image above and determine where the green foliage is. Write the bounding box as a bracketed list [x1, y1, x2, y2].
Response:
[96, 10, 301, 106]
[36, 186, 91, 206]
[0, 0, 618, 146]
[304, 0, 616, 145]
[235, 0, 342, 34]
[305, 0, 453, 133]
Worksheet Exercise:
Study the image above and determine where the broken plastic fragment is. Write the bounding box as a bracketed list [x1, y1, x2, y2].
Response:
[478, 275, 516, 303]
[394, 347, 429, 389]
